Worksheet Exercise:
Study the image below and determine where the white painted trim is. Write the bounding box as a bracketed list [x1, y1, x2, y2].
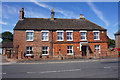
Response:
[66, 30, 73, 32]
[26, 30, 34, 32]
[93, 30, 100, 32]
[66, 31, 73, 41]
[56, 31, 64, 41]
[26, 40, 33, 41]
[25, 54, 33, 56]
[93, 32, 100, 40]
[56, 30, 64, 32]
[41, 30, 49, 32]
[80, 32, 87, 40]
[57, 40, 64, 41]
[67, 53, 73, 55]
[42, 46, 49, 56]
[67, 46, 73, 55]
[41, 31, 49, 41]
[80, 30, 87, 32]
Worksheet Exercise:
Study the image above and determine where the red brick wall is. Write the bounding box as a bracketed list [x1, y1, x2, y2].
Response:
[53, 43, 81, 56]
[52, 30, 107, 55]
[13, 30, 52, 56]
[13, 30, 107, 57]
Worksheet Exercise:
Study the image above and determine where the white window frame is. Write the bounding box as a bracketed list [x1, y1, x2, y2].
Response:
[66, 30, 73, 41]
[26, 30, 34, 41]
[80, 30, 87, 41]
[42, 46, 49, 56]
[93, 31, 100, 40]
[41, 30, 49, 41]
[56, 30, 64, 41]
[26, 46, 33, 56]
[67, 46, 73, 55]
[94, 45, 100, 54]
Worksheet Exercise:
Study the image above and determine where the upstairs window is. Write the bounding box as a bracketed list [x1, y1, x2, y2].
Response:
[57, 30, 64, 41]
[94, 31, 99, 40]
[67, 46, 73, 55]
[42, 32, 48, 41]
[66, 31, 73, 41]
[94, 45, 100, 53]
[26, 30, 34, 41]
[42, 46, 49, 55]
[80, 31, 87, 41]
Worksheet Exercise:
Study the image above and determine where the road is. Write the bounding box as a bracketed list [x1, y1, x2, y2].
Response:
[1, 58, 119, 78]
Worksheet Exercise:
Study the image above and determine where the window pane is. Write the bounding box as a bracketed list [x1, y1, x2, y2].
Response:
[57, 32, 63, 40]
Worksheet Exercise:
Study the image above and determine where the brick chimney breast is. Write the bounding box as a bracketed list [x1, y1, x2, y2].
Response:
[19, 7, 24, 20]
[51, 8, 55, 20]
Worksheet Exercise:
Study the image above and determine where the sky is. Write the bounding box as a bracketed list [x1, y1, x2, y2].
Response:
[0, 1, 119, 42]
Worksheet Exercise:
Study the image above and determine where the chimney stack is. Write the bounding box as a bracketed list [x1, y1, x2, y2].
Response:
[80, 14, 85, 19]
[19, 7, 24, 20]
[51, 9, 55, 20]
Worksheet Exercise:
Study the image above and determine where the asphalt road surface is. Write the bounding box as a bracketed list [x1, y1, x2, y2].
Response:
[1, 59, 119, 78]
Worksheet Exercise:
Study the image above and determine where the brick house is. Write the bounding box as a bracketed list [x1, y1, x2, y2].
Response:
[114, 30, 120, 48]
[13, 8, 108, 58]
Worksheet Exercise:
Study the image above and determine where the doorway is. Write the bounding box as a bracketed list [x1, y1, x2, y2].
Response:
[82, 46, 87, 56]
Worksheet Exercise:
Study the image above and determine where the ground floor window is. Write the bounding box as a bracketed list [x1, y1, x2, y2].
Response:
[67, 46, 73, 55]
[94, 45, 100, 53]
[42, 46, 49, 55]
[26, 46, 33, 54]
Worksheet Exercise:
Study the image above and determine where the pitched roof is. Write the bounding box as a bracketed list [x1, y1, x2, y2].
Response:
[0, 42, 13, 48]
[115, 30, 120, 35]
[14, 18, 106, 31]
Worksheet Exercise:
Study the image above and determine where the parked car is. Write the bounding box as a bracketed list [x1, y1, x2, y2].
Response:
[111, 48, 120, 51]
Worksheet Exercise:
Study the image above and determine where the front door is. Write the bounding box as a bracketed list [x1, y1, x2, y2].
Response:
[82, 46, 86, 56]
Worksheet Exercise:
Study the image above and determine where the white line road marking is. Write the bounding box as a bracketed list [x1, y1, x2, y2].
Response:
[104, 67, 111, 68]
[27, 69, 81, 74]
[0, 73, 6, 74]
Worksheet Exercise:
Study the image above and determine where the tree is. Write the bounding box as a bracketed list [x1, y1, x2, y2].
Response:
[107, 36, 115, 48]
[1, 31, 13, 42]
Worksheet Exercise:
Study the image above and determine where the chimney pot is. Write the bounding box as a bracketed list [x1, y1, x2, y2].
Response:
[80, 14, 85, 19]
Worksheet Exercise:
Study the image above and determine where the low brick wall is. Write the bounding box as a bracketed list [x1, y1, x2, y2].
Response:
[6, 49, 119, 61]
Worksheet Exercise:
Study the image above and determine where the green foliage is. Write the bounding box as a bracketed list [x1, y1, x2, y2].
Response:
[107, 36, 115, 48]
[1, 31, 13, 43]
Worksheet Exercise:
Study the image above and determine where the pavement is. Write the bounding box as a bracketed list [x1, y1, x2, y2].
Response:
[1, 56, 120, 78]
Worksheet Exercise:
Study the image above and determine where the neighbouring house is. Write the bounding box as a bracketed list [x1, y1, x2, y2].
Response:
[114, 30, 120, 48]
[13, 7, 108, 59]
[0, 42, 13, 55]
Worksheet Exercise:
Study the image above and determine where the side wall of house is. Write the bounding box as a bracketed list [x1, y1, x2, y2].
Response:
[115, 35, 120, 48]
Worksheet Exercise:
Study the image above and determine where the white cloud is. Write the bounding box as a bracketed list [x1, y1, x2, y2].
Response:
[30, 0, 78, 19]
[87, 2, 109, 26]
[0, 21, 7, 25]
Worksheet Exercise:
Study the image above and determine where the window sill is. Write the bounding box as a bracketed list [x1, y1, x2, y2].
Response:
[67, 53, 73, 55]
[42, 54, 49, 56]
[80, 40, 87, 41]
[26, 40, 33, 42]
[42, 40, 49, 42]
[57, 40, 64, 41]
[67, 40, 73, 41]
[25, 54, 33, 56]
[94, 39, 100, 40]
